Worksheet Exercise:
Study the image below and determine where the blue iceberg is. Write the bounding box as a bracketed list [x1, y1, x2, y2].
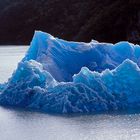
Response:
[1, 31, 140, 113]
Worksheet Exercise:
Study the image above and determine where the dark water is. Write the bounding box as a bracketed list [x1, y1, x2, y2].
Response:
[0, 46, 140, 140]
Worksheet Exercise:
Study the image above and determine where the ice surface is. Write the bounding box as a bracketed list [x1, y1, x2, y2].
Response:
[1, 31, 140, 113]
[23, 31, 140, 82]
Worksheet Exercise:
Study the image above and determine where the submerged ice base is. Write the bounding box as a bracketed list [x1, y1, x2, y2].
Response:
[1, 31, 140, 113]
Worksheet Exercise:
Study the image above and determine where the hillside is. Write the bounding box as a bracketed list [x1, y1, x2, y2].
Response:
[0, 0, 140, 44]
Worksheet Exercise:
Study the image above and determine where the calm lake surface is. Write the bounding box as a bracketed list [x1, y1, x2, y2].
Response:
[0, 46, 140, 140]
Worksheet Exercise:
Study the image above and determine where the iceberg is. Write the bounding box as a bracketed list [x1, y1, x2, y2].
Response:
[1, 31, 140, 113]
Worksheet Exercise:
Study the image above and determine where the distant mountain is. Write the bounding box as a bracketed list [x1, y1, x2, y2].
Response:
[0, 0, 140, 45]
